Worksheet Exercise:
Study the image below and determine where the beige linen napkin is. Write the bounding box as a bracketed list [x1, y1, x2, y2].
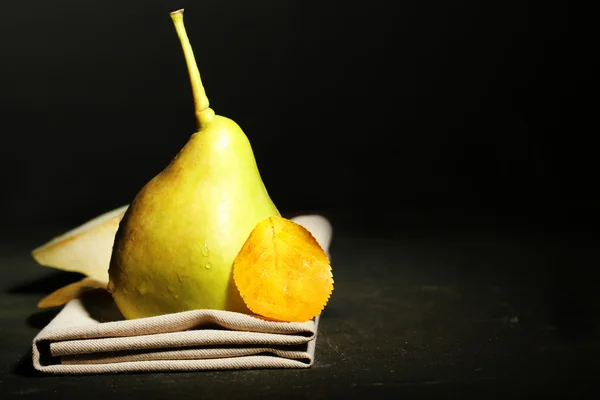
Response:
[32, 214, 332, 375]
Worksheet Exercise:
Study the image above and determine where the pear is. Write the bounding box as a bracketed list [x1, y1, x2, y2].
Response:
[107, 9, 280, 319]
[32, 205, 128, 283]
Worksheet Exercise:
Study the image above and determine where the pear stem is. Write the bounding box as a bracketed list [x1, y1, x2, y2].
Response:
[170, 9, 215, 129]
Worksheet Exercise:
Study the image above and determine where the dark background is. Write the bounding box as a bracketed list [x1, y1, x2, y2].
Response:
[1, 1, 599, 397]
[0, 0, 594, 238]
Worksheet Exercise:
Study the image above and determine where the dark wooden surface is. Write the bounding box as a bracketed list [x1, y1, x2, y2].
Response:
[1, 221, 598, 398]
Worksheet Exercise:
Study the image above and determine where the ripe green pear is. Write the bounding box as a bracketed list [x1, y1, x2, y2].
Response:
[107, 9, 280, 319]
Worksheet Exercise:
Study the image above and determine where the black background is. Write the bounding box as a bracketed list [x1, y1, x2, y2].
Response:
[1, 0, 594, 238]
[1, 1, 599, 396]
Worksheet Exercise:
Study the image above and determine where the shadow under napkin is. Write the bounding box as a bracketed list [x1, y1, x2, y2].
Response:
[31, 214, 331, 375]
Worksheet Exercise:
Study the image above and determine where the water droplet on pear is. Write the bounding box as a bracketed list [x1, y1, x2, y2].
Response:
[202, 241, 210, 257]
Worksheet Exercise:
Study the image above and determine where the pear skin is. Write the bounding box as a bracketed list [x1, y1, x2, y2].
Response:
[108, 10, 280, 319]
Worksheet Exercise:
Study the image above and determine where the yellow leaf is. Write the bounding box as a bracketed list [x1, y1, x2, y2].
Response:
[233, 216, 334, 322]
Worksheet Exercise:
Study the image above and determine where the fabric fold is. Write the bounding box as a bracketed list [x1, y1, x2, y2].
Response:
[33, 299, 319, 374]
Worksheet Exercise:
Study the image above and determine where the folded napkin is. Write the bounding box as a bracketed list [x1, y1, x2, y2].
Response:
[32, 214, 332, 375]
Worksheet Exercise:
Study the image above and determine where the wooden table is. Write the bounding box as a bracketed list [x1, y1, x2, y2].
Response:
[1, 220, 597, 398]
